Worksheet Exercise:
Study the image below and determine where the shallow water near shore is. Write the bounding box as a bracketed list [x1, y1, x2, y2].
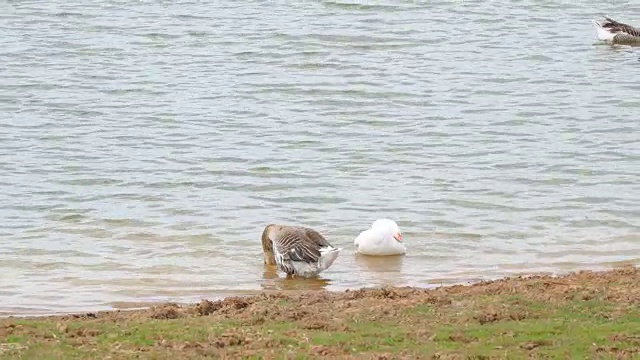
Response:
[1, 1, 639, 316]
[1, 268, 639, 358]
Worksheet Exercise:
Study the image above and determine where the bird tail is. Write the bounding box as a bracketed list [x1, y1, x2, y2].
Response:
[318, 246, 341, 271]
[593, 16, 616, 41]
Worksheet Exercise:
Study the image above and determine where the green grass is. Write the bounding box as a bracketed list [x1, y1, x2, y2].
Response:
[1, 285, 639, 359]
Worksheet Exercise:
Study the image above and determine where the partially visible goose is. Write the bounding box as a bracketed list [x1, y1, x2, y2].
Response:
[593, 16, 640, 44]
[354, 219, 406, 256]
[261, 224, 342, 278]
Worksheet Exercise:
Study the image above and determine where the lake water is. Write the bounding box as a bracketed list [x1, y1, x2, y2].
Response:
[1, 0, 639, 316]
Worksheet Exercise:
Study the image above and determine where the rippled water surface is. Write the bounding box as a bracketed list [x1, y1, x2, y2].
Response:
[1, 1, 639, 316]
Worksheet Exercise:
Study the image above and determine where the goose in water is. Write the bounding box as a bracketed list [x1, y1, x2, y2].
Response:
[261, 224, 342, 278]
[593, 16, 640, 44]
[354, 219, 406, 256]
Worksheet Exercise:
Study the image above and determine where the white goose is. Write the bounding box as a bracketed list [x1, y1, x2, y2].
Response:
[593, 16, 640, 44]
[354, 219, 406, 256]
[261, 224, 342, 278]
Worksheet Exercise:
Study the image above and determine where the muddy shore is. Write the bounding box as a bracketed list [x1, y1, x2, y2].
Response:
[1, 266, 639, 359]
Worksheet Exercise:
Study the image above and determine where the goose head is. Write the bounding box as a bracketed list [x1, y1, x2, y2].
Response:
[371, 219, 402, 242]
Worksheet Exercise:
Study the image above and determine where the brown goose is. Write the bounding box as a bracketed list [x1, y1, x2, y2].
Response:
[593, 16, 640, 44]
[261, 224, 342, 278]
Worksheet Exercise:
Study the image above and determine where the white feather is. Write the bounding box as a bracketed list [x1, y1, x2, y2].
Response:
[354, 219, 406, 256]
[290, 246, 341, 277]
[593, 19, 615, 41]
[318, 246, 341, 270]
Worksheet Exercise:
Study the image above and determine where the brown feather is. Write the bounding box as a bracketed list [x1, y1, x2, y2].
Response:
[260, 224, 337, 276]
[602, 17, 640, 37]
[260, 224, 277, 265]
[271, 226, 328, 263]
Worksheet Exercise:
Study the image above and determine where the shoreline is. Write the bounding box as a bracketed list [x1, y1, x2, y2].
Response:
[1, 266, 639, 358]
[0, 263, 636, 320]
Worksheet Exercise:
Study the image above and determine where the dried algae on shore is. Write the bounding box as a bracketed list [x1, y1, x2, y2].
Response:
[1, 266, 639, 359]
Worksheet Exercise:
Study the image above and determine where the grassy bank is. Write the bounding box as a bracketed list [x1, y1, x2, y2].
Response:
[1, 267, 639, 359]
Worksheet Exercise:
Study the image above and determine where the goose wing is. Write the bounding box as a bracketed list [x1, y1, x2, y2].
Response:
[602, 17, 640, 37]
[274, 226, 330, 264]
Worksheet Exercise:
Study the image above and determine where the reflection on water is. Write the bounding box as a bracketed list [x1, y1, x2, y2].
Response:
[259, 254, 407, 292]
[354, 254, 405, 286]
[354, 254, 404, 273]
[260, 265, 333, 292]
[262, 266, 280, 280]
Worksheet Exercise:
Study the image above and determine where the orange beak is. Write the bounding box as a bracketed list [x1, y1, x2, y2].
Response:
[394, 233, 403, 242]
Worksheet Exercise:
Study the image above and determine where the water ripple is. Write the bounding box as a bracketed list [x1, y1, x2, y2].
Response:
[0, 0, 639, 315]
